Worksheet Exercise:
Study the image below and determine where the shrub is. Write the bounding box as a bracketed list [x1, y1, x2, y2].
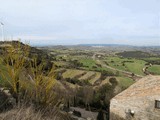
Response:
[0, 42, 57, 107]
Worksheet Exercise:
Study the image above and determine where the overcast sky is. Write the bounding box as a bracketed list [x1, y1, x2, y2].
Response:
[0, 0, 160, 46]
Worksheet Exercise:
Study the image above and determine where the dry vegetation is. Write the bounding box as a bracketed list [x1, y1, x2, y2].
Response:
[89, 72, 101, 85]
[62, 69, 86, 79]
[0, 41, 72, 120]
[0, 106, 72, 120]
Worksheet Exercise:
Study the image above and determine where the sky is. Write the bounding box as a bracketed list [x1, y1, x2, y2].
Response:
[0, 0, 160, 46]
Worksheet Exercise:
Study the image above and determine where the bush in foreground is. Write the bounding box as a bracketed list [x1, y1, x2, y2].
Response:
[0, 105, 73, 120]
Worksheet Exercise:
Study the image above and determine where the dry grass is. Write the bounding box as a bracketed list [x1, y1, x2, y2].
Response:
[62, 69, 85, 79]
[0, 42, 71, 120]
[0, 106, 43, 120]
[89, 72, 101, 85]
[100, 77, 111, 86]
[0, 106, 73, 120]
[0, 42, 74, 120]
[79, 71, 95, 80]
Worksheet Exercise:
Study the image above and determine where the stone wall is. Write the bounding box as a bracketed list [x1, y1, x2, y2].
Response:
[110, 76, 160, 120]
[110, 96, 160, 120]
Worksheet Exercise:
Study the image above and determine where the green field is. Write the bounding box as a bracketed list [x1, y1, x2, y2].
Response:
[148, 65, 160, 75]
[125, 60, 146, 75]
[79, 58, 97, 69]
[116, 77, 135, 89]
[104, 57, 146, 75]
[100, 76, 135, 89]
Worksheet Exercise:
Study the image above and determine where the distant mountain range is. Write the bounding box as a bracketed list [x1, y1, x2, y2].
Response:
[78, 44, 160, 47]
[78, 44, 131, 47]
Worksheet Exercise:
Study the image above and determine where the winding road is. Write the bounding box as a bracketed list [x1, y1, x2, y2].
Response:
[92, 53, 143, 79]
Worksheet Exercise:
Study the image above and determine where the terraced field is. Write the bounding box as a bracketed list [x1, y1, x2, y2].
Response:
[100, 77, 111, 86]
[89, 72, 101, 85]
[54, 55, 141, 89]
[53, 61, 69, 67]
[79, 71, 96, 80]
[62, 69, 86, 79]
[64, 81, 79, 89]
[61, 69, 102, 86]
